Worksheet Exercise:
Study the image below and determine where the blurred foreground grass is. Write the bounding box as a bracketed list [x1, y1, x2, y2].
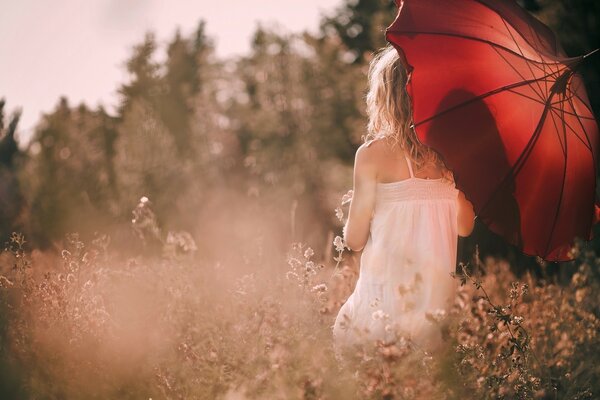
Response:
[0, 198, 599, 400]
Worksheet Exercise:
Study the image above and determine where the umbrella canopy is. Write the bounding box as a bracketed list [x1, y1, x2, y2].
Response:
[385, 0, 600, 261]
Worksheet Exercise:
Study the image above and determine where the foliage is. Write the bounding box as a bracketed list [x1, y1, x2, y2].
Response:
[0, 99, 25, 241]
[0, 3, 599, 397]
[0, 199, 599, 399]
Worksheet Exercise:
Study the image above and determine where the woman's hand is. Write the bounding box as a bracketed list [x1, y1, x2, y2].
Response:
[457, 190, 475, 237]
[594, 203, 600, 225]
[343, 145, 377, 252]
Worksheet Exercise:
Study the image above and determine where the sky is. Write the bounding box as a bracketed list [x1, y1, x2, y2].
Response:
[0, 0, 342, 145]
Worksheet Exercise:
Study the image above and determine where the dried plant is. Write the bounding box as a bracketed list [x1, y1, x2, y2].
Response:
[0, 197, 598, 399]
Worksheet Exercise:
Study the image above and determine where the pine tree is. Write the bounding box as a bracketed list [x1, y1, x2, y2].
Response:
[0, 99, 25, 242]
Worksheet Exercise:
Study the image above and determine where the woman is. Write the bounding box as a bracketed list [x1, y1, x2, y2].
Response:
[332, 44, 475, 356]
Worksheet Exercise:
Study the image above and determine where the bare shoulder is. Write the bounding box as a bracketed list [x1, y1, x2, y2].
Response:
[356, 138, 387, 163]
[353, 140, 382, 179]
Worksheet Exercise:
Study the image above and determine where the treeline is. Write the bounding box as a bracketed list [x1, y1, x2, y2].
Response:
[0, 0, 598, 266]
[1, 18, 370, 260]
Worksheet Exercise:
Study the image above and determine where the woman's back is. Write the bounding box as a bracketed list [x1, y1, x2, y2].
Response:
[332, 139, 460, 355]
[370, 138, 448, 183]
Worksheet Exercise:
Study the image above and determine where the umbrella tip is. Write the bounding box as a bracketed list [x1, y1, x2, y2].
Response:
[583, 48, 599, 59]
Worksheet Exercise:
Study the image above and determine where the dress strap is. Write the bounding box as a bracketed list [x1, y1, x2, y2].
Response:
[404, 154, 414, 178]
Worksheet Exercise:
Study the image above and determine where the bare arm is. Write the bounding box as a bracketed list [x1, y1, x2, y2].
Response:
[343, 144, 377, 252]
[457, 189, 475, 237]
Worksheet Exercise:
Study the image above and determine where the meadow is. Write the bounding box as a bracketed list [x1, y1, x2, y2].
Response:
[1, 194, 598, 399]
[0, 1, 599, 398]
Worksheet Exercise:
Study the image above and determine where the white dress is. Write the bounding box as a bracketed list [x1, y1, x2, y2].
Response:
[332, 149, 459, 355]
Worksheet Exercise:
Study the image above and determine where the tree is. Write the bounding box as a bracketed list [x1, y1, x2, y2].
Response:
[319, 0, 396, 64]
[22, 99, 122, 246]
[0, 99, 25, 242]
[117, 33, 161, 116]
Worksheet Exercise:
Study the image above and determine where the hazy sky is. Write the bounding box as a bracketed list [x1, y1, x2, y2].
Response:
[1, 0, 342, 144]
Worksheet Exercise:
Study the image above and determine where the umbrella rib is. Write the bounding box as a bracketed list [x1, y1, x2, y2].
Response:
[415, 70, 559, 126]
[543, 101, 569, 257]
[505, 87, 588, 122]
[551, 74, 576, 104]
[566, 95, 600, 227]
[538, 43, 550, 96]
[548, 105, 590, 151]
[566, 94, 596, 160]
[552, 95, 575, 106]
[524, 21, 553, 96]
[523, 17, 551, 81]
[555, 108, 595, 121]
[473, 0, 556, 61]
[548, 107, 567, 153]
[551, 107, 593, 151]
[498, 17, 548, 77]
[473, 0, 567, 85]
[572, 91, 597, 117]
[476, 91, 556, 221]
[506, 87, 552, 107]
[491, 46, 546, 102]
[563, 96, 598, 229]
[548, 77, 594, 120]
[499, 18, 548, 98]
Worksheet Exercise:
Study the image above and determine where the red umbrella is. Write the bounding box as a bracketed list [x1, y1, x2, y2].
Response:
[385, 0, 600, 261]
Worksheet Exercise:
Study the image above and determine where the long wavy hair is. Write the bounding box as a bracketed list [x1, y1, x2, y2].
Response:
[363, 44, 453, 182]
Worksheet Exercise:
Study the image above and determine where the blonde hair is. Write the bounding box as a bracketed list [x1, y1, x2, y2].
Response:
[364, 44, 453, 182]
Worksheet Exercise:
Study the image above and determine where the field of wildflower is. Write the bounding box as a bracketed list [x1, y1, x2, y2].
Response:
[1, 195, 598, 400]
[1, 0, 598, 398]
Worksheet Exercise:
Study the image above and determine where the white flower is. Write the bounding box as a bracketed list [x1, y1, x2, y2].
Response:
[311, 284, 328, 293]
[304, 247, 314, 259]
[335, 207, 344, 221]
[286, 271, 298, 281]
[341, 190, 353, 205]
[166, 231, 198, 252]
[333, 236, 346, 252]
[425, 309, 447, 323]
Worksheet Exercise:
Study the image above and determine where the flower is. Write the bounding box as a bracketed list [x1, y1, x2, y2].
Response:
[333, 236, 346, 252]
[303, 247, 314, 259]
[305, 261, 317, 275]
[285, 271, 299, 281]
[341, 190, 353, 205]
[166, 231, 198, 252]
[335, 207, 344, 221]
[311, 284, 328, 293]
[425, 309, 447, 323]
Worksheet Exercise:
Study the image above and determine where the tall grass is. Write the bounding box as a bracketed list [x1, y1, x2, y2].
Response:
[0, 197, 598, 399]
